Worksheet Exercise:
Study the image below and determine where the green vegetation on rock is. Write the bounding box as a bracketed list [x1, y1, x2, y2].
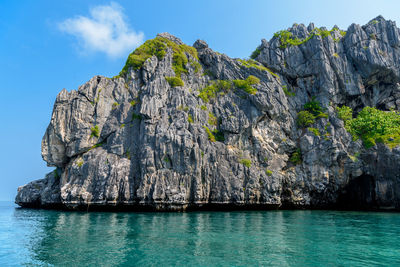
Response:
[237, 59, 278, 78]
[233, 75, 260, 95]
[203, 126, 224, 142]
[297, 111, 316, 127]
[274, 30, 305, 48]
[190, 61, 202, 73]
[208, 112, 217, 126]
[303, 97, 325, 116]
[163, 155, 170, 163]
[188, 114, 193, 123]
[370, 20, 378, 25]
[203, 126, 216, 142]
[165, 76, 184, 87]
[112, 102, 119, 110]
[132, 113, 142, 120]
[337, 106, 400, 148]
[336, 105, 353, 122]
[297, 98, 327, 128]
[282, 85, 295, 96]
[239, 158, 252, 168]
[213, 129, 225, 142]
[250, 46, 261, 59]
[90, 125, 100, 138]
[125, 150, 131, 160]
[274, 27, 345, 49]
[90, 141, 105, 150]
[337, 29, 347, 37]
[199, 75, 260, 102]
[177, 105, 189, 112]
[119, 36, 199, 80]
[308, 127, 320, 136]
[349, 152, 360, 162]
[199, 80, 233, 102]
[119, 37, 167, 76]
[289, 149, 302, 164]
[76, 158, 84, 167]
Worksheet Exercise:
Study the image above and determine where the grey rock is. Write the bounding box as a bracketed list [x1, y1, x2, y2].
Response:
[16, 16, 400, 211]
[16, 170, 61, 208]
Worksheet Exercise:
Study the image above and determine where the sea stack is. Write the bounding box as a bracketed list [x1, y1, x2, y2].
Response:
[16, 17, 400, 211]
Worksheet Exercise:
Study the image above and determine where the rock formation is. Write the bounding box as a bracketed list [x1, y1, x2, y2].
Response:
[16, 16, 400, 211]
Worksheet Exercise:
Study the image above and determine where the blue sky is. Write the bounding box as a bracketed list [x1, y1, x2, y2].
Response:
[1, 0, 400, 201]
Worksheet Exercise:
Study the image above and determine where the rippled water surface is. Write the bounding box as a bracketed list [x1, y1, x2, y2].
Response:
[1, 202, 400, 266]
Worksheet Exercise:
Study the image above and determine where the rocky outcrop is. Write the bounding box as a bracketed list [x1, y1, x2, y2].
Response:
[16, 17, 400, 211]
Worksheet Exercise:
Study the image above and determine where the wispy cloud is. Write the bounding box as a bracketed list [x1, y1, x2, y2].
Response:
[59, 2, 144, 58]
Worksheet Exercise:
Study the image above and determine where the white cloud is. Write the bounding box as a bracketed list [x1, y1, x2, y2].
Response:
[59, 2, 144, 58]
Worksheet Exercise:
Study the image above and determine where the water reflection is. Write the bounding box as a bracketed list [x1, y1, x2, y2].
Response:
[4, 207, 400, 266]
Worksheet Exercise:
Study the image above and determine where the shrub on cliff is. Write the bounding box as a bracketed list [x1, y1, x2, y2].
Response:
[250, 47, 261, 59]
[120, 37, 167, 75]
[297, 111, 316, 127]
[239, 158, 252, 167]
[304, 97, 325, 116]
[274, 27, 342, 49]
[336, 105, 353, 122]
[119, 36, 198, 79]
[165, 77, 184, 87]
[203, 126, 216, 142]
[297, 97, 328, 128]
[282, 85, 295, 97]
[90, 125, 100, 138]
[199, 80, 233, 102]
[289, 149, 302, 164]
[346, 107, 400, 148]
[238, 58, 279, 78]
[233, 75, 259, 95]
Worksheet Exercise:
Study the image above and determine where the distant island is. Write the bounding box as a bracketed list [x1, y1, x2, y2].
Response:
[16, 16, 400, 211]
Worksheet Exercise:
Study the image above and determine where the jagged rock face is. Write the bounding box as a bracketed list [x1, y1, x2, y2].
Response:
[16, 18, 400, 211]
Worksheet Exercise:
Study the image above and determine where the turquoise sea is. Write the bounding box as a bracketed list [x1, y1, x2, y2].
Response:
[0, 202, 400, 266]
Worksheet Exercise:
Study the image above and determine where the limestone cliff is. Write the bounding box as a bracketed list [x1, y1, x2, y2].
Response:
[16, 16, 400, 211]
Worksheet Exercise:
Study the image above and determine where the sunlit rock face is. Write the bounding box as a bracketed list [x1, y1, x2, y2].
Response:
[16, 18, 400, 211]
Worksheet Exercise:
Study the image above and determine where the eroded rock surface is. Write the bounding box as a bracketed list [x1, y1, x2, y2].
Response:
[16, 17, 400, 211]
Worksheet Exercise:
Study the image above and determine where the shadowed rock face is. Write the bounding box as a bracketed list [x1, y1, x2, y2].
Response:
[16, 17, 400, 211]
